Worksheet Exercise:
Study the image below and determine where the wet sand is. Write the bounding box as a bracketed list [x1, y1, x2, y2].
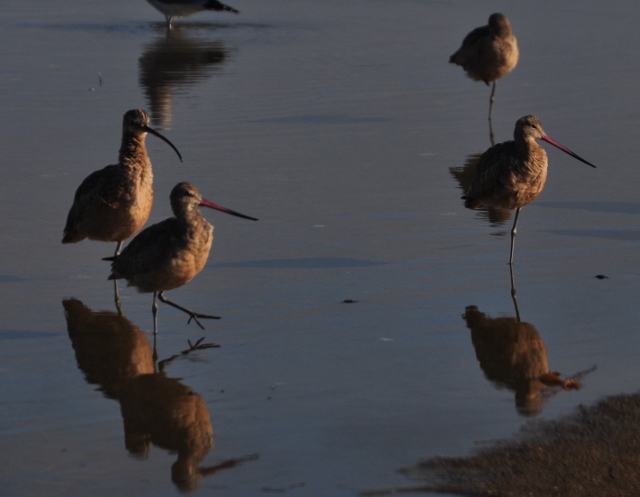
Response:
[363, 392, 640, 496]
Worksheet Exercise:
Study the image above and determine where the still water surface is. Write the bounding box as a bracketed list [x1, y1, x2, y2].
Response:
[1, 0, 640, 495]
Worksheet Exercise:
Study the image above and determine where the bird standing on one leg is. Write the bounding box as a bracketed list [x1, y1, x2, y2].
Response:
[450, 13, 519, 121]
[146, 0, 239, 28]
[62, 109, 182, 258]
[105, 182, 257, 331]
[463, 115, 596, 265]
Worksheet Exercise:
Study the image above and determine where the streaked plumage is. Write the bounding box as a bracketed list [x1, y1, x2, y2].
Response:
[463, 115, 596, 264]
[450, 13, 519, 118]
[62, 109, 182, 257]
[106, 182, 257, 329]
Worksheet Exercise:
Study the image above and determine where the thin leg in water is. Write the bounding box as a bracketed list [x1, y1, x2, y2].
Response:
[509, 263, 521, 323]
[488, 81, 497, 120]
[157, 291, 221, 330]
[488, 114, 495, 146]
[509, 207, 521, 266]
[114, 241, 123, 256]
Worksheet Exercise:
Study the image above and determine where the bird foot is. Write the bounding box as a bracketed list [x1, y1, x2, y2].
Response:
[186, 312, 221, 330]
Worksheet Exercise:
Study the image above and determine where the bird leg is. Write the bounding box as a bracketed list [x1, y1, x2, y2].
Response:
[114, 241, 123, 256]
[488, 82, 497, 120]
[509, 208, 521, 265]
[157, 291, 221, 330]
[509, 263, 521, 322]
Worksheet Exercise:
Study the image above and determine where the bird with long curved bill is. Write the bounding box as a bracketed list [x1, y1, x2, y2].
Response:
[62, 109, 182, 258]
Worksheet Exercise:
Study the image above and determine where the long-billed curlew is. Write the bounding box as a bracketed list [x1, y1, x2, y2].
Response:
[146, 0, 239, 28]
[62, 109, 182, 258]
[105, 182, 257, 330]
[450, 13, 519, 120]
[463, 115, 596, 265]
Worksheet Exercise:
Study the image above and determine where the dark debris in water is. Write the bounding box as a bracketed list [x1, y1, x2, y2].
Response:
[342, 299, 359, 304]
[595, 274, 609, 279]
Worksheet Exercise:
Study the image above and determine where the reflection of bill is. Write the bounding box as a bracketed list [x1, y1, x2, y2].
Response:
[463, 305, 580, 417]
[63, 299, 255, 490]
[138, 27, 228, 128]
[450, 154, 513, 228]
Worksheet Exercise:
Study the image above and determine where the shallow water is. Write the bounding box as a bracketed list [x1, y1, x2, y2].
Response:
[1, 0, 640, 495]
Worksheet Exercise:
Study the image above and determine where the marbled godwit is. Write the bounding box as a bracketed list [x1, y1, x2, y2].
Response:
[62, 109, 182, 258]
[146, 0, 239, 28]
[450, 13, 519, 119]
[463, 115, 596, 265]
[105, 182, 257, 329]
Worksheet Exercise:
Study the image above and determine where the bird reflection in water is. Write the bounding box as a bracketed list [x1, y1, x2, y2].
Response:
[462, 268, 588, 417]
[138, 25, 229, 129]
[63, 298, 257, 490]
[450, 153, 513, 229]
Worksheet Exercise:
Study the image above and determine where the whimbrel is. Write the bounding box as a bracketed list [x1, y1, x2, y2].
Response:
[463, 115, 596, 264]
[62, 109, 182, 258]
[105, 182, 257, 330]
[450, 13, 519, 119]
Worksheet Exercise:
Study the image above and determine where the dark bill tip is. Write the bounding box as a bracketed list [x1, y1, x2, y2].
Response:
[144, 126, 183, 162]
[199, 198, 258, 221]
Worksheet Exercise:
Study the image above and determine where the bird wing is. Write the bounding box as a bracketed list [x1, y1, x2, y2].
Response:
[465, 141, 518, 203]
[109, 218, 183, 280]
[70, 165, 124, 208]
[459, 25, 490, 51]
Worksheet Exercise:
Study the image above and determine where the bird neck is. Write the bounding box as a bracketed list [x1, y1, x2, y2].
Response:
[516, 138, 547, 172]
[118, 132, 149, 167]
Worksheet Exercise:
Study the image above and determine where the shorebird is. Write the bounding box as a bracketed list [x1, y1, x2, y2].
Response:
[463, 115, 596, 265]
[450, 13, 519, 119]
[62, 109, 182, 258]
[146, 0, 239, 28]
[105, 182, 257, 330]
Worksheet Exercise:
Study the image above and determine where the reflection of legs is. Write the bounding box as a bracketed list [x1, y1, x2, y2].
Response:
[509, 207, 521, 265]
[488, 82, 497, 120]
[158, 291, 221, 330]
[488, 115, 495, 146]
[152, 292, 159, 361]
[114, 280, 122, 315]
[509, 263, 521, 322]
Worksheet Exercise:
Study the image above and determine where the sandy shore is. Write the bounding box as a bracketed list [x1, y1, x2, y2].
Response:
[362, 393, 640, 496]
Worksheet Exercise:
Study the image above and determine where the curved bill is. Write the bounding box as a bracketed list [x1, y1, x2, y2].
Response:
[199, 198, 258, 221]
[143, 125, 183, 162]
[541, 134, 596, 168]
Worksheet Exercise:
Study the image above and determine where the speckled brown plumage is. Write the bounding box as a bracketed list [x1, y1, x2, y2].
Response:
[106, 182, 257, 329]
[463, 115, 595, 264]
[108, 182, 215, 294]
[62, 109, 181, 256]
[450, 13, 519, 84]
[464, 116, 548, 211]
[450, 13, 519, 118]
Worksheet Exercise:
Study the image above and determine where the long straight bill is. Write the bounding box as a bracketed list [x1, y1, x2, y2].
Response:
[541, 134, 596, 168]
[199, 198, 258, 221]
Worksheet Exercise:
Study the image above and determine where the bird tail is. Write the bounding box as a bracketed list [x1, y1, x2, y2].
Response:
[205, 0, 239, 13]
